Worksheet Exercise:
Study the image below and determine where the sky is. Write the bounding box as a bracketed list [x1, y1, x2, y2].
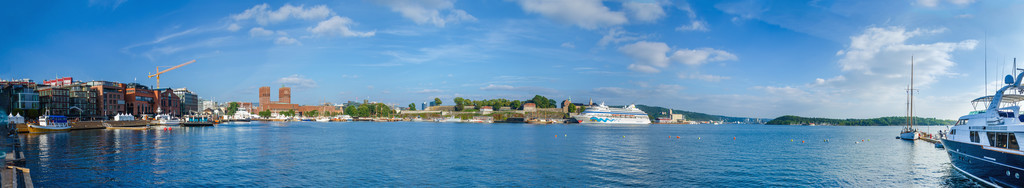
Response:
[2, 0, 1023, 119]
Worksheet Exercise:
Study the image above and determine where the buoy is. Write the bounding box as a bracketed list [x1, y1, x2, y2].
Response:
[555, 135, 558, 137]
[791, 139, 794, 142]
[676, 136, 680, 139]
[802, 140, 805, 143]
[861, 139, 864, 142]
[623, 136, 626, 138]
[698, 137, 701, 140]
[733, 137, 736, 140]
[564, 134, 567, 137]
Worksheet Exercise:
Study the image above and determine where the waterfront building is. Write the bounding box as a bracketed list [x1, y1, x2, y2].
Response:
[87, 81, 126, 117]
[199, 99, 217, 113]
[480, 106, 493, 114]
[66, 83, 98, 117]
[124, 83, 156, 116]
[255, 86, 342, 116]
[561, 99, 588, 113]
[0, 79, 40, 115]
[523, 103, 537, 112]
[173, 88, 199, 115]
[155, 89, 181, 116]
[43, 77, 74, 87]
[37, 86, 70, 116]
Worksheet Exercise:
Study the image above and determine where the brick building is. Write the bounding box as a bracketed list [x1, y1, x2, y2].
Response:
[124, 83, 156, 115]
[255, 86, 341, 115]
[87, 81, 126, 117]
[155, 89, 181, 116]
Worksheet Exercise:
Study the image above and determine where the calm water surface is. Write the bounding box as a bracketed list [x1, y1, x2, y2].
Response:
[14, 122, 980, 187]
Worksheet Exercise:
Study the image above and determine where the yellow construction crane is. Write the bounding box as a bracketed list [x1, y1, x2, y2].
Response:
[148, 59, 197, 89]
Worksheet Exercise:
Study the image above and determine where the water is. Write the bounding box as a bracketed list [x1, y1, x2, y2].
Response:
[13, 122, 981, 187]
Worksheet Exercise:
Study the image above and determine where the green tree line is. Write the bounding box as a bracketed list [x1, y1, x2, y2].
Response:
[765, 115, 955, 126]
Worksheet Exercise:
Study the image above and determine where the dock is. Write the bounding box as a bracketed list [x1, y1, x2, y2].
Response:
[2, 123, 34, 187]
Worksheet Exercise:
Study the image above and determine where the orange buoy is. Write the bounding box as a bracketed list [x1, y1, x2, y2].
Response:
[555, 135, 558, 137]
[801, 140, 805, 143]
[676, 136, 680, 139]
[733, 137, 736, 140]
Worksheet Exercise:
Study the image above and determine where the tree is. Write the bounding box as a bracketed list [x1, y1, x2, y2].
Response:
[226, 102, 240, 115]
[568, 103, 577, 113]
[306, 110, 319, 117]
[528, 95, 555, 108]
[511, 100, 523, 110]
[281, 109, 296, 117]
[258, 110, 272, 118]
[434, 98, 442, 106]
[409, 103, 416, 111]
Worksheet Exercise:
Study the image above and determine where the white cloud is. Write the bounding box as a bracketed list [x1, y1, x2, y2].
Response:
[917, 0, 975, 7]
[598, 28, 643, 47]
[516, 0, 627, 29]
[561, 42, 575, 48]
[480, 84, 556, 94]
[917, 0, 940, 7]
[619, 41, 737, 73]
[623, 2, 665, 22]
[619, 41, 671, 73]
[675, 1, 709, 32]
[249, 27, 274, 37]
[308, 16, 376, 37]
[378, 0, 476, 27]
[227, 24, 241, 32]
[742, 27, 978, 119]
[232, 3, 332, 26]
[415, 89, 444, 94]
[676, 21, 709, 32]
[679, 72, 731, 82]
[274, 37, 301, 45]
[670, 48, 738, 65]
[276, 74, 318, 89]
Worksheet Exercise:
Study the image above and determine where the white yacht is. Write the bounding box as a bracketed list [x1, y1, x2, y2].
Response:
[942, 71, 1024, 187]
[153, 114, 181, 125]
[573, 103, 651, 124]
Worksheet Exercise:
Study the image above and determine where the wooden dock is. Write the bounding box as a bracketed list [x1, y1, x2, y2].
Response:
[2, 126, 34, 188]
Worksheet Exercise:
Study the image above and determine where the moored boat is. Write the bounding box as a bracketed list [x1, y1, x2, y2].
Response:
[572, 103, 651, 124]
[28, 113, 71, 133]
[942, 67, 1024, 187]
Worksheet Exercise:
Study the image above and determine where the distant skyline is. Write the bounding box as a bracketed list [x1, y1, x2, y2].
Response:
[3, 0, 1022, 119]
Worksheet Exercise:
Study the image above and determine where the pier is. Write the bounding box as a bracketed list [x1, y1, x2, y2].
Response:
[14, 120, 150, 133]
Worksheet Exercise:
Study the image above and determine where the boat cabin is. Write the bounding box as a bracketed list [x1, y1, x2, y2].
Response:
[39, 115, 69, 127]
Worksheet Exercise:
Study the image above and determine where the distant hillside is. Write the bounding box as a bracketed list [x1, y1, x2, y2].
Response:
[765, 115, 954, 126]
[632, 105, 768, 122]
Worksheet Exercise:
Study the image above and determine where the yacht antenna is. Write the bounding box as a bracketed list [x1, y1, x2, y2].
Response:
[985, 32, 988, 96]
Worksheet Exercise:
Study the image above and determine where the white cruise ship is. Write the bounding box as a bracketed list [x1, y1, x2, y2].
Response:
[573, 103, 651, 124]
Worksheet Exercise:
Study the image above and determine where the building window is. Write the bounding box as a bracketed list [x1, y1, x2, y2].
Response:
[971, 131, 980, 143]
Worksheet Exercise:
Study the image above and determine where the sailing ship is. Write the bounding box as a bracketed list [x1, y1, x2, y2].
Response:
[900, 56, 919, 140]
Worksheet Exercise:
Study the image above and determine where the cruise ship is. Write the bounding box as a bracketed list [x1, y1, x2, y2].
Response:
[573, 103, 651, 124]
[942, 72, 1024, 187]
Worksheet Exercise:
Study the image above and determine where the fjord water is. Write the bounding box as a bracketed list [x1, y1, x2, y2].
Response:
[20, 122, 977, 187]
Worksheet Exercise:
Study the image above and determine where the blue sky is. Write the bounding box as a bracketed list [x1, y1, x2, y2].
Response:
[2, 0, 1021, 119]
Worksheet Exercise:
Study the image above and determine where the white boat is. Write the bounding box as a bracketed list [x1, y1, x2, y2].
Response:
[28, 114, 71, 133]
[941, 61, 1024, 187]
[439, 117, 462, 123]
[900, 56, 918, 140]
[573, 103, 651, 124]
[153, 114, 181, 125]
[315, 117, 330, 122]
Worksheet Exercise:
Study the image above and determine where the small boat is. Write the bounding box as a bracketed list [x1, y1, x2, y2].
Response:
[315, 117, 330, 122]
[181, 116, 214, 126]
[526, 118, 554, 124]
[439, 117, 462, 123]
[153, 114, 181, 125]
[28, 114, 71, 133]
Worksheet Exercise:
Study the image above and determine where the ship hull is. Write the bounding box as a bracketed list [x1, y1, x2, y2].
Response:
[573, 115, 650, 124]
[900, 131, 919, 140]
[943, 138, 1024, 187]
[27, 124, 71, 133]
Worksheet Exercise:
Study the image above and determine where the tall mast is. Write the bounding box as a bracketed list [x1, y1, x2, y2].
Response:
[910, 56, 914, 128]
